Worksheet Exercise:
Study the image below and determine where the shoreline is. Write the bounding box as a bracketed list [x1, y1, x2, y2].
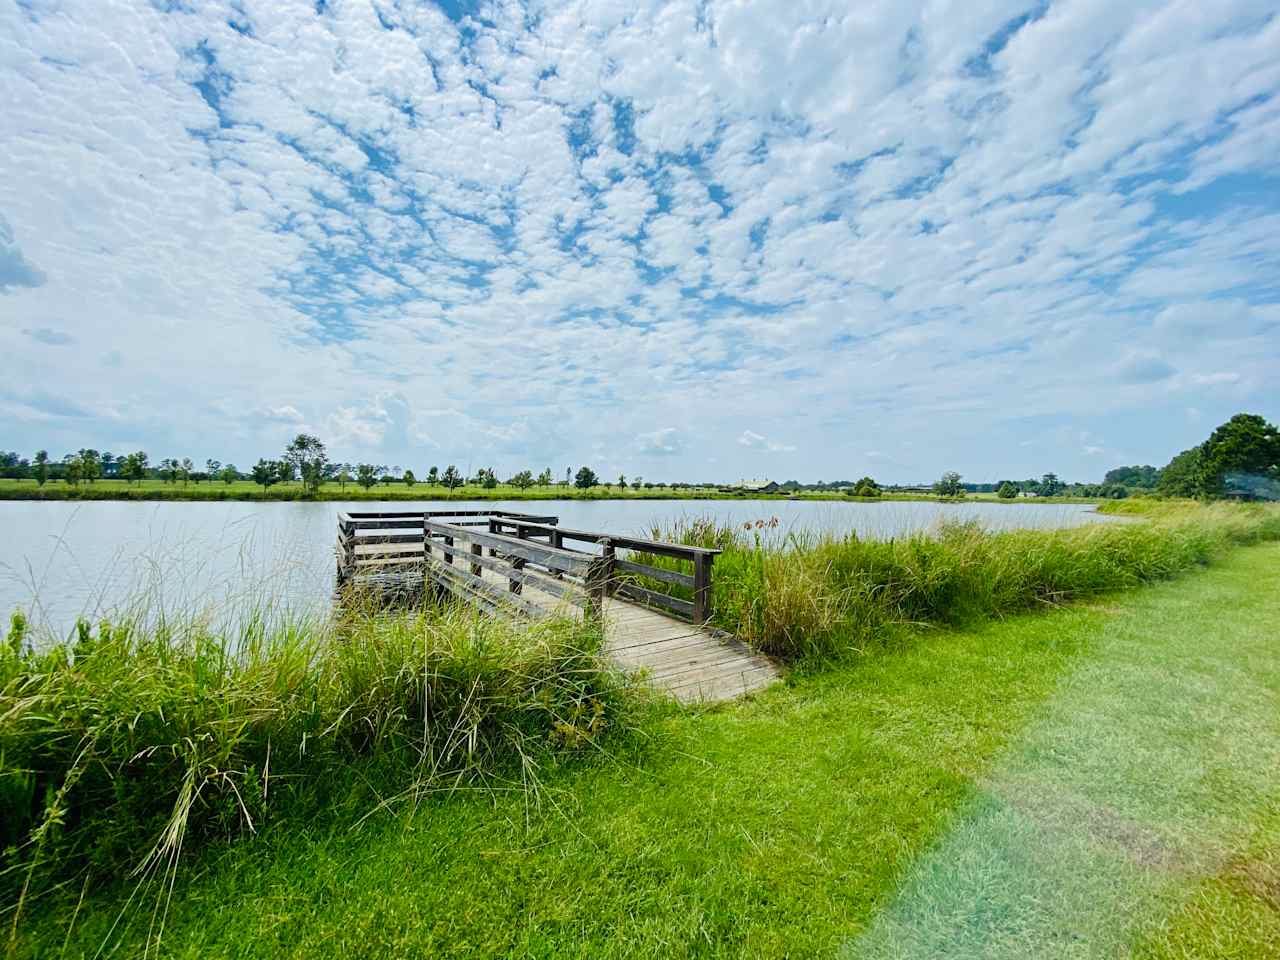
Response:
[0, 480, 1108, 506]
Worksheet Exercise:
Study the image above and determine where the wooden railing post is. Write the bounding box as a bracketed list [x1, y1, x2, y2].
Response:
[509, 556, 524, 595]
[336, 516, 354, 587]
[443, 535, 454, 565]
[470, 542, 482, 577]
[601, 539, 617, 596]
[693, 553, 714, 623]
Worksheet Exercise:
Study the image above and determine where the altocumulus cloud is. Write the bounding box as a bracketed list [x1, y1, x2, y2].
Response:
[0, 0, 1277, 481]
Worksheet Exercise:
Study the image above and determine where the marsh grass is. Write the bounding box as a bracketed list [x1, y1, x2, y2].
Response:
[0, 594, 629, 930]
[633, 503, 1280, 660]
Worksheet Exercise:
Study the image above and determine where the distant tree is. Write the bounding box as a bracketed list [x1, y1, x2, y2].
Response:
[441, 465, 462, 491]
[1157, 446, 1204, 498]
[1040, 472, 1064, 497]
[574, 467, 598, 489]
[179, 458, 193, 486]
[251, 459, 276, 491]
[76, 449, 101, 483]
[122, 451, 149, 484]
[64, 455, 83, 487]
[403, 469, 416, 487]
[100, 452, 116, 478]
[355, 463, 381, 490]
[284, 434, 329, 496]
[849, 476, 881, 498]
[1103, 465, 1161, 489]
[510, 469, 534, 491]
[335, 466, 351, 490]
[219, 464, 238, 484]
[537, 468, 553, 486]
[206, 459, 221, 481]
[997, 481, 1019, 499]
[617, 474, 627, 490]
[273, 460, 295, 486]
[427, 466, 439, 485]
[32, 450, 49, 487]
[632, 476, 643, 490]
[933, 471, 964, 498]
[1198, 413, 1280, 497]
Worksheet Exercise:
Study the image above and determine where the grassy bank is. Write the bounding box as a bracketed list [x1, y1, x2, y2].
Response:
[633, 501, 1280, 660]
[12, 542, 1280, 957]
[0, 603, 630, 930]
[0, 477, 1099, 504]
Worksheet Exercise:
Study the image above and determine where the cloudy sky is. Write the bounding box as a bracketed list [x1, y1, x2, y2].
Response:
[1, 0, 1277, 483]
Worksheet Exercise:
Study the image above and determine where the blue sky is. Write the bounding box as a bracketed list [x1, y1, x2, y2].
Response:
[1, 0, 1277, 483]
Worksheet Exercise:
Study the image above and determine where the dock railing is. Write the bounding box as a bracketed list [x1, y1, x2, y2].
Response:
[337, 510, 720, 624]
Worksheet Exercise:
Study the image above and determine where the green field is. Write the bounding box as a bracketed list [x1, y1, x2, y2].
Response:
[0, 477, 1104, 504]
[7, 509, 1279, 958]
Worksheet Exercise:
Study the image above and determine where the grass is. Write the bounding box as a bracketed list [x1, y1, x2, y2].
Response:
[0, 477, 1104, 504]
[630, 501, 1280, 660]
[0, 599, 632, 941]
[9, 541, 1280, 958]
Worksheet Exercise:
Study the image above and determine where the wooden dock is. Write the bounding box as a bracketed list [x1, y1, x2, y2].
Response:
[336, 510, 779, 703]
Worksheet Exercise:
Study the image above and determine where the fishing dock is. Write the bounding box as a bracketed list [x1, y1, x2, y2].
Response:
[336, 510, 778, 703]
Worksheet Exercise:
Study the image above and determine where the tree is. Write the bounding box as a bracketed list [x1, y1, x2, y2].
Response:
[180, 458, 194, 486]
[251, 459, 276, 491]
[575, 466, 598, 489]
[1198, 413, 1280, 497]
[335, 466, 351, 490]
[77, 449, 101, 483]
[427, 466, 439, 485]
[1103, 465, 1160, 489]
[101, 452, 116, 478]
[633, 476, 643, 490]
[284, 434, 329, 496]
[1040, 472, 1064, 497]
[1158, 446, 1204, 498]
[219, 464, 238, 484]
[848, 476, 881, 498]
[64, 455, 83, 487]
[206, 459, 221, 481]
[274, 460, 295, 486]
[33, 450, 49, 487]
[403, 469, 416, 487]
[122, 451, 149, 484]
[933, 471, 964, 498]
[356, 463, 381, 490]
[537, 468, 552, 486]
[617, 474, 627, 490]
[442, 465, 462, 491]
[997, 481, 1019, 499]
[510, 469, 534, 491]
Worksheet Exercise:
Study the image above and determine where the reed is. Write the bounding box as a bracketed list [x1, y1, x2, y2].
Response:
[0, 599, 627, 915]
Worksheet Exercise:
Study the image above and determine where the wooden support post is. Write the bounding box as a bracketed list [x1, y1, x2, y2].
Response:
[470, 542, 482, 577]
[693, 553, 714, 623]
[443, 535, 453, 565]
[551, 529, 564, 579]
[601, 539, 617, 596]
[509, 556, 525, 594]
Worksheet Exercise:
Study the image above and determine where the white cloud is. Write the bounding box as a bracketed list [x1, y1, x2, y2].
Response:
[0, 0, 1275, 481]
[738, 430, 797, 453]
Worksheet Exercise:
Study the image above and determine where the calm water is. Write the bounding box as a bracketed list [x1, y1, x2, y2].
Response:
[1, 498, 1111, 638]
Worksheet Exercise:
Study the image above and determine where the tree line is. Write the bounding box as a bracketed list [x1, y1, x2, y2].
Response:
[0, 437, 649, 496]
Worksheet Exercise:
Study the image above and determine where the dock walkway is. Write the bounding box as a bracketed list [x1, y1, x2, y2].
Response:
[336, 510, 778, 703]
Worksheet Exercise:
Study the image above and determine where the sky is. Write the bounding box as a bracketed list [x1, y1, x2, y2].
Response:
[1, 0, 1278, 484]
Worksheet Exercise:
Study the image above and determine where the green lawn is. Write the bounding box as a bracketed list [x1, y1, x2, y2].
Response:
[14, 543, 1279, 958]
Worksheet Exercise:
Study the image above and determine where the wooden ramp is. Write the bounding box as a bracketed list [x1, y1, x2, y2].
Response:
[336, 511, 780, 704]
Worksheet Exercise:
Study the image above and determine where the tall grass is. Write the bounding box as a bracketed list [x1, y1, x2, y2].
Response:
[643, 503, 1280, 660]
[0, 598, 627, 920]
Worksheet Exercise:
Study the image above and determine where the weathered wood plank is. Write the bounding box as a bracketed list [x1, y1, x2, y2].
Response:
[613, 583, 695, 620]
[613, 558, 695, 588]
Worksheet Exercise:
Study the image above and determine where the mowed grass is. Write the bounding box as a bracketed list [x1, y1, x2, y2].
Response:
[14, 543, 1280, 958]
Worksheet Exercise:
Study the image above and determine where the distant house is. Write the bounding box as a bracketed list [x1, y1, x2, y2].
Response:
[721, 477, 780, 494]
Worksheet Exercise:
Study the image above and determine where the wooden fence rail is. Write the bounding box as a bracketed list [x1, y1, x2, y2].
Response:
[336, 510, 719, 624]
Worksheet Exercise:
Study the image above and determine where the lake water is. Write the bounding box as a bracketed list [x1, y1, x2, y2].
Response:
[0, 498, 1112, 639]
